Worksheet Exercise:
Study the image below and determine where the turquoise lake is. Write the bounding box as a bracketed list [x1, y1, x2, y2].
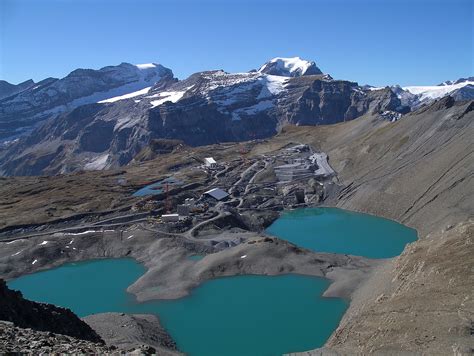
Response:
[132, 177, 182, 197]
[187, 254, 204, 261]
[8, 208, 416, 354]
[266, 207, 417, 258]
[8, 258, 348, 356]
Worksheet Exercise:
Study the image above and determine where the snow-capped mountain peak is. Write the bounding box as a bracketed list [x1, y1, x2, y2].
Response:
[257, 56, 322, 77]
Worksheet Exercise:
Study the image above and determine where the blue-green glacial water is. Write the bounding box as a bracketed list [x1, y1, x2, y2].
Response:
[132, 177, 182, 197]
[8, 258, 347, 356]
[8, 208, 416, 355]
[266, 207, 417, 258]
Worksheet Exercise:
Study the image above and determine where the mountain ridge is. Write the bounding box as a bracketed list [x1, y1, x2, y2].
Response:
[0, 57, 472, 176]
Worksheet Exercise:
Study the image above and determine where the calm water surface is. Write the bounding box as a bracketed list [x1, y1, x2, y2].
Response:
[9, 258, 347, 356]
[266, 207, 417, 258]
[9, 208, 415, 354]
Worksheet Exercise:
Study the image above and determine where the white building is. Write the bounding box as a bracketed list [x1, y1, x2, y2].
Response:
[204, 157, 218, 169]
[162, 214, 179, 222]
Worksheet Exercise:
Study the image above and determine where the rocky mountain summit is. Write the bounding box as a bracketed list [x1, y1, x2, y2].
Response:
[0, 62, 175, 140]
[0, 79, 35, 100]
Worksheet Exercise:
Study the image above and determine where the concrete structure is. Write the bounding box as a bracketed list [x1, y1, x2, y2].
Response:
[177, 204, 190, 217]
[285, 144, 310, 153]
[204, 188, 229, 201]
[161, 214, 179, 222]
[274, 163, 314, 182]
[184, 198, 196, 208]
[204, 157, 218, 169]
[310, 153, 335, 177]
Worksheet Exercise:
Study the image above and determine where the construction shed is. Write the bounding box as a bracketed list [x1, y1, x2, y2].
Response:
[203, 188, 229, 201]
[204, 157, 217, 169]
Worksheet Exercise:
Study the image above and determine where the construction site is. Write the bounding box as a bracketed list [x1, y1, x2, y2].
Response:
[124, 142, 337, 243]
[0, 142, 337, 249]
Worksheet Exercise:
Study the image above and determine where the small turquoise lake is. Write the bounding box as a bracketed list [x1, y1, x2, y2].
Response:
[266, 207, 417, 258]
[8, 258, 347, 356]
[133, 177, 182, 197]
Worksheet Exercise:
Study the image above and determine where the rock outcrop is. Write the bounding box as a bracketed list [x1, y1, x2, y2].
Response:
[83, 313, 180, 355]
[0, 321, 112, 354]
[0, 279, 103, 343]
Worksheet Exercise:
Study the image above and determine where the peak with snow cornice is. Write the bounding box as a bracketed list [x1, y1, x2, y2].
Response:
[257, 57, 323, 77]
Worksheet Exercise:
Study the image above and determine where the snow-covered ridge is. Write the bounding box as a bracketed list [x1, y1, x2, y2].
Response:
[402, 80, 474, 101]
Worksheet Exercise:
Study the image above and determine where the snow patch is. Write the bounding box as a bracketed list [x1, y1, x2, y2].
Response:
[6, 239, 23, 244]
[84, 154, 109, 170]
[231, 100, 274, 121]
[64, 230, 97, 236]
[149, 90, 187, 108]
[11, 250, 23, 257]
[32, 259, 38, 265]
[366, 86, 384, 91]
[98, 86, 151, 103]
[240, 255, 247, 259]
[135, 63, 158, 69]
[38, 241, 49, 246]
[257, 75, 288, 99]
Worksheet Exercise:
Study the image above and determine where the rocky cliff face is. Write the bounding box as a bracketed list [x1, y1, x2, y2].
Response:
[0, 279, 103, 343]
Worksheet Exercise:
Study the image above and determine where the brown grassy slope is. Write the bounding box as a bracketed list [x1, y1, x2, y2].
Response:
[0, 142, 245, 230]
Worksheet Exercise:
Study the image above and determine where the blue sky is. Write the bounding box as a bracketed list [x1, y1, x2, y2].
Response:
[1, 0, 472, 86]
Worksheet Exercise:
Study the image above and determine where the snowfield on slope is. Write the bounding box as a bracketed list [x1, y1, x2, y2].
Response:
[402, 80, 474, 101]
[98, 86, 152, 103]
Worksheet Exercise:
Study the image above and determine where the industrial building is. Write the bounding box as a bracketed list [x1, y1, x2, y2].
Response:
[203, 188, 229, 201]
[274, 163, 315, 182]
